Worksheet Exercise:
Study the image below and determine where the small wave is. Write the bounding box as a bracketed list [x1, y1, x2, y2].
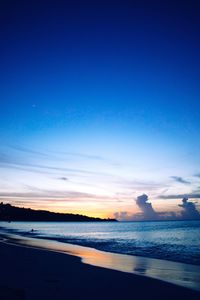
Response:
[1, 220, 200, 266]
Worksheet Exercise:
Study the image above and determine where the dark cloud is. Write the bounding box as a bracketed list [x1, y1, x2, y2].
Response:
[170, 176, 191, 184]
[114, 211, 128, 221]
[178, 198, 200, 220]
[114, 195, 200, 221]
[135, 194, 158, 220]
[58, 177, 68, 181]
[114, 194, 160, 221]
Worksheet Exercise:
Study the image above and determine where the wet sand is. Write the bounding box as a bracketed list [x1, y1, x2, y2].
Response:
[0, 241, 200, 300]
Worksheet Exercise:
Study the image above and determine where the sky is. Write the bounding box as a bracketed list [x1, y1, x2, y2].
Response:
[0, 0, 200, 219]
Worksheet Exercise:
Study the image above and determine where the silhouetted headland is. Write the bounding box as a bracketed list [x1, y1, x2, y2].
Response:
[0, 202, 117, 222]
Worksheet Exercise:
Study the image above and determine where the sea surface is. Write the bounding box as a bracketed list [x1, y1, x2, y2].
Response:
[0, 220, 200, 266]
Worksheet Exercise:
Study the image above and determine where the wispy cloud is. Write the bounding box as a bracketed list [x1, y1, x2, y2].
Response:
[0, 144, 120, 180]
[9, 145, 49, 157]
[0, 153, 15, 164]
[0, 160, 112, 177]
[49, 150, 121, 166]
[170, 176, 191, 184]
[0, 183, 116, 203]
[9, 145, 120, 167]
[159, 194, 200, 199]
[0, 190, 114, 201]
[112, 177, 167, 193]
[194, 173, 200, 178]
[192, 187, 200, 194]
[0, 191, 89, 199]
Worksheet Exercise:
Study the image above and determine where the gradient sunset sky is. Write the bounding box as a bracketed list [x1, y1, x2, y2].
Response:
[1, 0, 200, 219]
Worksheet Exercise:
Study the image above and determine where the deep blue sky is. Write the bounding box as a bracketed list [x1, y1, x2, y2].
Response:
[0, 0, 200, 218]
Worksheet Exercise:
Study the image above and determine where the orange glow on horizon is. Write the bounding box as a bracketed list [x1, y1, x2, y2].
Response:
[4, 196, 185, 220]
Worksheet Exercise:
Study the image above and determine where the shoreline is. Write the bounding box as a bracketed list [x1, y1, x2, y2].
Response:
[1, 232, 200, 293]
[1, 220, 199, 267]
[0, 239, 200, 300]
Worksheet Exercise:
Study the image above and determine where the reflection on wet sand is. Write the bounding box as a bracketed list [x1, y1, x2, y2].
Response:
[2, 233, 200, 292]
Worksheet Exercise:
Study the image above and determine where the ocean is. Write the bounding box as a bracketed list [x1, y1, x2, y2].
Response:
[0, 220, 200, 266]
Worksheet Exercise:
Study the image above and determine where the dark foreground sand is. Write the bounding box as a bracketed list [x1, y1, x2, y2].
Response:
[0, 242, 199, 300]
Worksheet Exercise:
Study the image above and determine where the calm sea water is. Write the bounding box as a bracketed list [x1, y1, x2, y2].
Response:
[0, 220, 200, 266]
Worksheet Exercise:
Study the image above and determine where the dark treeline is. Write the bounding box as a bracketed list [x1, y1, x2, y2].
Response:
[0, 203, 116, 222]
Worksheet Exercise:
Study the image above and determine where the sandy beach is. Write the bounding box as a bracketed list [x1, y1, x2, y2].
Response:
[0, 241, 200, 300]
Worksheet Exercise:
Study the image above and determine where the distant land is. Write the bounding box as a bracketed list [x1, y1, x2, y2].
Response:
[0, 203, 117, 222]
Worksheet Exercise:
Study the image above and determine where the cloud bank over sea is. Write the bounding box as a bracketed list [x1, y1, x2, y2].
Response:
[114, 194, 200, 221]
